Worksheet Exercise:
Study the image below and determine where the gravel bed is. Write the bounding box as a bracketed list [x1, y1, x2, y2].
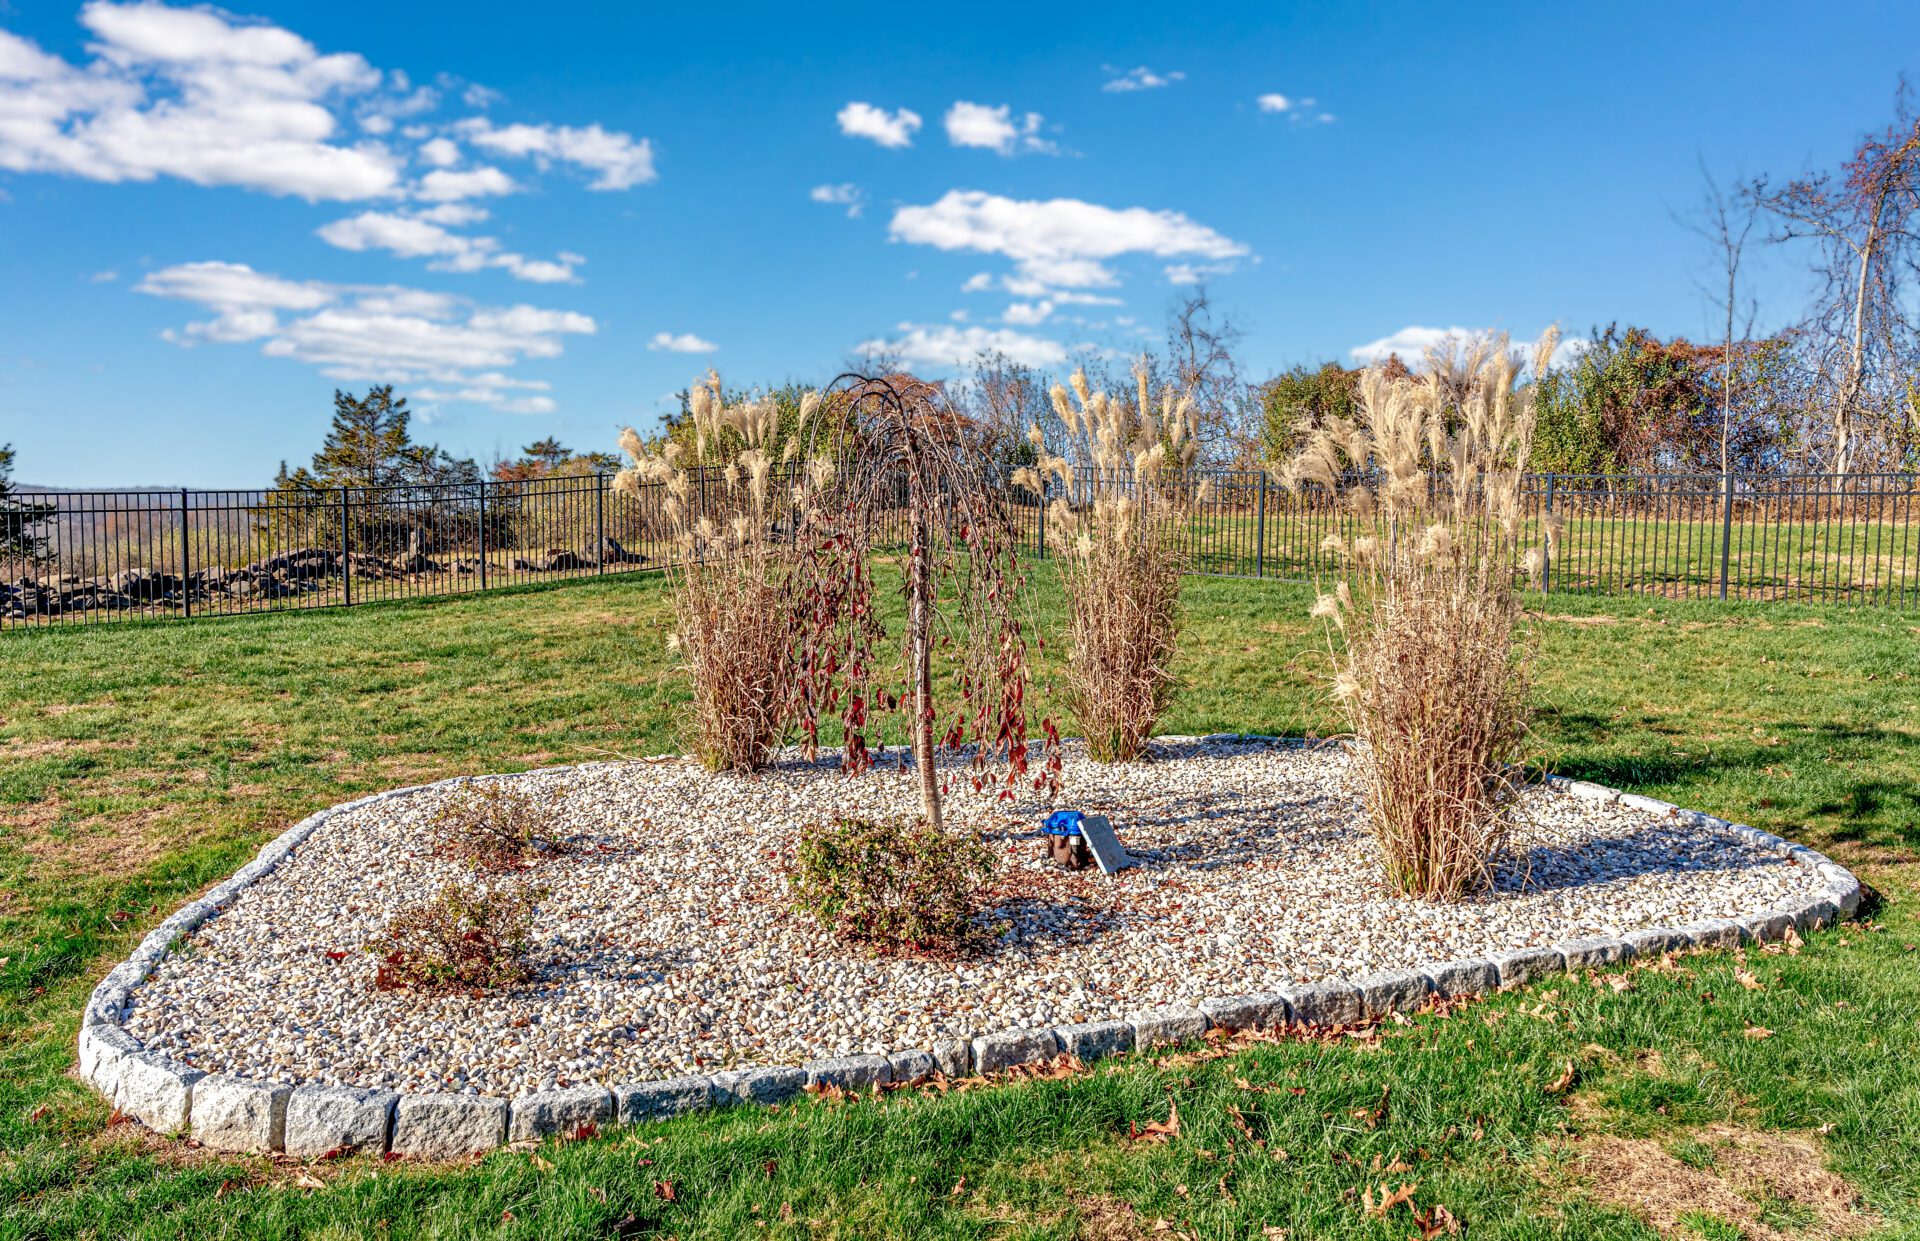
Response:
[125, 738, 1827, 1098]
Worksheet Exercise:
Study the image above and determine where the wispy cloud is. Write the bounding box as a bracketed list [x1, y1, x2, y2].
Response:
[1102, 65, 1185, 93]
[136, 259, 594, 411]
[890, 189, 1249, 290]
[647, 331, 718, 353]
[836, 101, 922, 148]
[943, 101, 1055, 155]
[857, 322, 1065, 370]
[317, 211, 579, 283]
[809, 182, 865, 218]
[454, 119, 655, 190]
[1256, 93, 1335, 124]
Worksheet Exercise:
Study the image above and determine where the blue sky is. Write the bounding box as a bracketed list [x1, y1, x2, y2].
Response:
[2, 0, 1915, 486]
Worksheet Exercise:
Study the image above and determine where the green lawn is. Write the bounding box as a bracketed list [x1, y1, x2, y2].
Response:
[1, 572, 1916, 1239]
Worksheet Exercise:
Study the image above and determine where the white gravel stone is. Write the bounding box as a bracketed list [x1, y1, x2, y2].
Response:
[392, 1093, 507, 1159]
[972, 1028, 1059, 1073]
[615, 1076, 713, 1123]
[284, 1084, 397, 1157]
[1129, 1006, 1209, 1048]
[508, 1085, 612, 1142]
[1054, 1020, 1133, 1062]
[113, 741, 1835, 1101]
[191, 1074, 291, 1153]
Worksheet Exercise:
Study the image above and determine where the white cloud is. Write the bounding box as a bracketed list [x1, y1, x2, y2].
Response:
[943, 101, 1053, 155]
[891, 189, 1249, 289]
[1102, 65, 1184, 93]
[857, 323, 1066, 370]
[418, 136, 460, 167]
[835, 101, 921, 149]
[1349, 325, 1473, 364]
[411, 201, 488, 226]
[1002, 300, 1052, 326]
[455, 119, 656, 189]
[961, 272, 995, 293]
[1257, 92, 1334, 124]
[416, 165, 515, 201]
[1164, 260, 1241, 285]
[136, 259, 592, 409]
[809, 182, 864, 217]
[317, 210, 578, 283]
[647, 331, 717, 353]
[0, 3, 400, 201]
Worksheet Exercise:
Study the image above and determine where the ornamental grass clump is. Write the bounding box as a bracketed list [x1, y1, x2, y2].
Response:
[1016, 364, 1197, 762]
[615, 375, 823, 772]
[788, 818, 995, 957]
[1281, 330, 1559, 901]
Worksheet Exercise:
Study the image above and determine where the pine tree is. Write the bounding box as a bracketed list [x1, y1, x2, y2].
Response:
[0, 443, 55, 566]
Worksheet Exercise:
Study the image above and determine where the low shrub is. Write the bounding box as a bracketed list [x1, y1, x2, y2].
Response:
[365, 881, 544, 992]
[788, 818, 994, 956]
[431, 782, 570, 871]
[1282, 330, 1559, 901]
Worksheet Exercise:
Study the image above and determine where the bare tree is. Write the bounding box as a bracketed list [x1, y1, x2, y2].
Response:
[1748, 84, 1920, 473]
[1162, 287, 1259, 466]
[1684, 161, 1758, 476]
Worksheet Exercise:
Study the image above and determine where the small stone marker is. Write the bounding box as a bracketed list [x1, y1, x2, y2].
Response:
[1079, 814, 1134, 874]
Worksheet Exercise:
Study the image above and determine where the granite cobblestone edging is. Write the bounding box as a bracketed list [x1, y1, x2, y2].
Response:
[76, 737, 1864, 1160]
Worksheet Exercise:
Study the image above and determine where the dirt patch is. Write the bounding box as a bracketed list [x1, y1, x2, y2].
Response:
[0, 736, 134, 760]
[1566, 1124, 1880, 1239]
[1071, 1194, 1152, 1240]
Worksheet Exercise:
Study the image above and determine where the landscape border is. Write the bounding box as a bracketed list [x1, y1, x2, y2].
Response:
[75, 736, 1865, 1160]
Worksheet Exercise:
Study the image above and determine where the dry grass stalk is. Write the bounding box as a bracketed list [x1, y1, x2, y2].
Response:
[615, 374, 823, 771]
[1017, 362, 1197, 762]
[1282, 330, 1559, 900]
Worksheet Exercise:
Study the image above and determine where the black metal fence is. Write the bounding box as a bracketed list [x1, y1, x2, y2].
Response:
[4, 469, 1916, 629]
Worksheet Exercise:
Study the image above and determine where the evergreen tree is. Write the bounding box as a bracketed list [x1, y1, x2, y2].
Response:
[0, 443, 55, 566]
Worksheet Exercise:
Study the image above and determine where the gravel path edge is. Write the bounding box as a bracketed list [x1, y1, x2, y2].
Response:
[75, 736, 1864, 1160]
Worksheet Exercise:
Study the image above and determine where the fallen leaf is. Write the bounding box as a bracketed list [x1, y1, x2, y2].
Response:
[529, 1153, 555, 1173]
[1545, 1061, 1576, 1094]
[1363, 1181, 1419, 1217]
[1745, 1026, 1774, 1039]
[1735, 967, 1763, 991]
[653, 1180, 677, 1202]
[294, 1172, 325, 1190]
[1128, 1100, 1182, 1144]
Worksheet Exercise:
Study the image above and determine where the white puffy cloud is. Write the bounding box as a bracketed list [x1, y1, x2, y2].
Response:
[456, 118, 655, 189]
[1348, 325, 1473, 364]
[0, 2, 401, 200]
[1164, 260, 1241, 285]
[418, 136, 460, 167]
[809, 182, 864, 217]
[415, 165, 515, 201]
[891, 189, 1248, 289]
[857, 323, 1065, 370]
[647, 331, 718, 353]
[835, 101, 921, 148]
[317, 210, 578, 283]
[1102, 65, 1184, 93]
[1257, 93, 1334, 124]
[1002, 300, 1052, 326]
[943, 101, 1053, 155]
[136, 260, 593, 410]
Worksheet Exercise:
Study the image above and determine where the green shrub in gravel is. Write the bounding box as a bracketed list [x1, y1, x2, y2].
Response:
[365, 881, 545, 992]
[789, 818, 994, 957]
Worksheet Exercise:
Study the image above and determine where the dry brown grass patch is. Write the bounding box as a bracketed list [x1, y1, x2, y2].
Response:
[1561, 1124, 1880, 1240]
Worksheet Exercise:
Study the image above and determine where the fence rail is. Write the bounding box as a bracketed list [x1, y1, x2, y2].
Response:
[4, 469, 1917, 629]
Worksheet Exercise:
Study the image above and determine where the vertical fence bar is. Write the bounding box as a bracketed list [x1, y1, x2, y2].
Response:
[1728, 472, 1743, 603]
[477, 481, 489, 591]
[339, 486, 352, 608]
[1037, 484, 1047, 560]
[596, 473, 606, 574]
[1254, 471, 1266, 579]
[179, 488, 192, 619]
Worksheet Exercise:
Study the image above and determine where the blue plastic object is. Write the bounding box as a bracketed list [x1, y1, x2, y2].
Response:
[1043, 810, 1084, 837]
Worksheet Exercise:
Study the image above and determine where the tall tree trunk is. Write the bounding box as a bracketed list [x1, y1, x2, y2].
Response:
[907, 468, 942, 830]
[1837, 208, 1884, 477]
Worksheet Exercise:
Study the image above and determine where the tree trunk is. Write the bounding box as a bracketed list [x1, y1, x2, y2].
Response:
[907, 480, 942, 830]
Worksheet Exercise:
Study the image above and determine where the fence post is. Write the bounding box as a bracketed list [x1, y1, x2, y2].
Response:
[477, 481, 489, 591]
[1255, 471, 1267, 579]
[1542, 472, 1556, 594]
[1717, 470, 1735, 601]
[596, 474, 606, 574]
[179, 489, 192, 619]
[339, 487, 352, 607]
